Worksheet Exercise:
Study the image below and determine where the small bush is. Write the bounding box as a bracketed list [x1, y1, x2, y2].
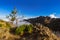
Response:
[0, 24, 2, 27]
[27, 24, 33, 33]
[15, 24, 33, 35]
[15, 25, 26, 35]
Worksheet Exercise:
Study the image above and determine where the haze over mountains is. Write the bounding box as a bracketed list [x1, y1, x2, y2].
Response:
[0, 13, 59, 21]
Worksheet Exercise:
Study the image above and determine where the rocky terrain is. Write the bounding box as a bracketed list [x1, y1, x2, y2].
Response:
[0, 16, 60, 40]
[24, 16, 60, 32]
[0, 24, 60, 40]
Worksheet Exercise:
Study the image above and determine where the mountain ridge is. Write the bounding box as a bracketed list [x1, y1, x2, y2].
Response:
[24, 16, 60, 32]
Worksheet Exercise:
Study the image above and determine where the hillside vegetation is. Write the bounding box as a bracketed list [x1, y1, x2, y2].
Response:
[0, 19, 60, 40]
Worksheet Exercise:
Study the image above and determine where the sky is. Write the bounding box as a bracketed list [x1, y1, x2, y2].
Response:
[0, 0, 60, 20]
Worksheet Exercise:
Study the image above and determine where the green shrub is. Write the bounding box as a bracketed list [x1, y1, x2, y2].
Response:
[27, 24, 33, 33]
[15, 24, 33, 35]
[0, 24, 2, 27]
[15, 24, 26, 35]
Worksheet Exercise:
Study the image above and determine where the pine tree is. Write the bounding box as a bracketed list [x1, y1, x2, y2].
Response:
[6, 8, 24, 27]
[6, 8, 17, 25]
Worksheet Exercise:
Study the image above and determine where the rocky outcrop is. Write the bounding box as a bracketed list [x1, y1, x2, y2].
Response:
[24, 16, 60, 31]
[19, 24, 60, 40]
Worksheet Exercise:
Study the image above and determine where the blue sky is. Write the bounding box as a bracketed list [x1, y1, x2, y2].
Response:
[0, 0, 60, 19]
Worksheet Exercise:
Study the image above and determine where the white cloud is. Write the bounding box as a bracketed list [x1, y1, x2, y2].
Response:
[49, 13, 57, 18]
[0, 16, 9, 21]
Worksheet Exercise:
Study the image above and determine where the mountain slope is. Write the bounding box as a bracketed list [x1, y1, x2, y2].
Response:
[24, 16, 60, 31]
